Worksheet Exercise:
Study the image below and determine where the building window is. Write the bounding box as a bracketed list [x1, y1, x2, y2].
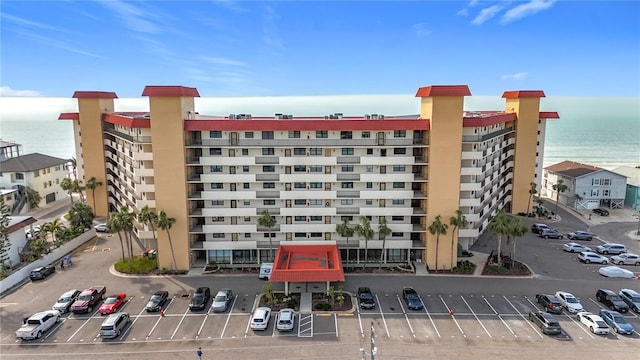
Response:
[288, 131, 300, 138]
[245, 132, 254, 138]
[263, 199, 276, 205]
[341, 199, 354, 205]
[55, 165, 61, 170]
[210, 165, 223, 173]
[243, 183, 250, 189]
[366, 148, 373, 155]
[245, 233, 251, 238]
[362, 131, 371, 138]
[341, 182, 354, 188]
[295, 216, 306, 221]
[262, 131, 274, 140]
[365, 199, 373, 205]
[392, 199, 405, 205]
[242, 165, 250, 172]
[309, 148, 322, 155]
[262, 148, 275, 155]
[310, 182, 322, 189]
[263, 182, 275, 189]
[208, 250, 231, 264]
[316, 130, 328, 138]
[393, 182, 405, 189]
[310, 165, 322, 173]
[392, 232, 403, 237]
[294, 232, 306, 238]
[211, 200, 224, 206]
[15, 173, 24, 180]
[242, 149, 249, 156]
[210, 148, 222, 155]
[394, 148, 406, 155]
[603, 189, 610, 196]
[263, 166, 275, 172]
[366, 166, 373, 173]
[212, 233, 225, 239]
[34, 170, 39, 177]
[393, 165, 406, 172]
[341, 148, 354, 155]
[340, 131, 352, 139]
[366, 182, 373, 189]
[392, 216, 404, 221]
[263, 233, 276, 238]
[244, 200, 250, 206]
[294, 199, 306, 205]
[342, 165, 354, 172]
[310, 232, 322, 238]
[210, 131, 222, 138]
[294, 148, 306, 155]
[394, 130, 406, 138]
[294, 165, 306, 172]
[211, 183, 223, 189]
[294, 182, 306, 189]
[341, 216, 353, 221]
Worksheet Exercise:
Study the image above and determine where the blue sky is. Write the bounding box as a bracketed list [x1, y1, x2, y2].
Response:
[1, 0, 639, 97]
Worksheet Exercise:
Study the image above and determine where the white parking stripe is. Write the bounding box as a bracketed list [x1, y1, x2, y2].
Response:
[396, 295, 416, 338]
[356, 303, 364, 338]
[439, 295, 465, 337]
[482, 295, 516, 337]
[120, 299, 147, 340]
[502, 296, 544, 339]
[195, 312, 208, 339]
[220, 294, 238, 338]
[419, 295, 440, 338]
[67, 310, 99, 342]
[244, 294, 259, 337]
[171, 305, 191, 339]
[374, 294, 390, 338]
[334, 313, 339, 338]
[461, 295, 492, 338]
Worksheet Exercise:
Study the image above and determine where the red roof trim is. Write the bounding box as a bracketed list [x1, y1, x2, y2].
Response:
[103, 114, 151, 128]
[269, 244, 345, 282]
[184, 119, 430, 131]
[538, 111, 560, 119]
[142, 86, 200, 97]
[58, 112, 79, 120]
[502, 90, 546, 99]
[463, 113, 517, 127]
[72, 91, 118, 99]
[415, 85, 471, 97]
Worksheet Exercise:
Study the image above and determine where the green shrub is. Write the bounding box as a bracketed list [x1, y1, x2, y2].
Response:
[114, 256, 158, 274]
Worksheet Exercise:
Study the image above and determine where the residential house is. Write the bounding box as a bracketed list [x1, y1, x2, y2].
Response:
[611, 166, 640, 211]
[2, 216, 37, 268]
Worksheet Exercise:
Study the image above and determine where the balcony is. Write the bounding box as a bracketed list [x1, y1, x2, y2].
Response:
[336, 174, 360, 181]
[255, 157, 279, 164]
[256, 191, 280, 198]
[256, 174, 279, 181]
[337, 190, 360, 198]
[336, 207, 359, 214]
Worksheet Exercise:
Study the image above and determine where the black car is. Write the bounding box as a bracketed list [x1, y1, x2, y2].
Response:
[528, 311, 562, 335]
[189, 287, 211, 311]
[593, 208, 609, 216]
[146, 291, 169, 312]
[535, 294, 563, 314]
[402, 286, 423, 311]
[567, 231, 594, 241]
[357, 287, 376, 310]
[596, 289, 629, 313]
[29, 265, 56, 280]
[539, 229, 563, 239]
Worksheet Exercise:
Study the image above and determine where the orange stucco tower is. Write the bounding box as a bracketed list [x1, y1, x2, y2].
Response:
[416, 85, 471, 270]
[503, 91, 546, 215]
[142, 86, 199, 270]
[72, 91, 116, 217]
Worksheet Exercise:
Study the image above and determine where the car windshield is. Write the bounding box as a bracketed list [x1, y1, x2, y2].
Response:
[609, 295, 622, 301]
[549, 322, 560, 327]
[630, 296, 640, 302]
[150, 295, 162, 302]
[407, 294, 419, 300]
[360, 293, 374, 300]
[613, 316, 629, 324]
[193, 294, 204, 300]
[104, 297, 118, 304]
[253, 318, 263, 323]
[566, 297, 578, 303]
[214, 295, 226, 302]
[78, 294, 91, 301]
[59, 296, 72, 302]
[596, 321, 607, 327]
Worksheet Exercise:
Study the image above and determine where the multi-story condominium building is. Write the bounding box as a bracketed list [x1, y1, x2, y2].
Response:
[60, 85, 558, 271]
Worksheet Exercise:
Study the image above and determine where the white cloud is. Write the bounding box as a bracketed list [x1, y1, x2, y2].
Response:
[501, 0, 556, 23]
[501, 72, 529, 81]
[472, 5, 504, 25]
[202, 57, 247, 67]
[1, 13, 59, 31]
[98, 0, 160, 34]
[0, 86, 43, 97]
[457, 0, 481, 16]
[412, 23, 432, 37]
[262, 6, 285, 54]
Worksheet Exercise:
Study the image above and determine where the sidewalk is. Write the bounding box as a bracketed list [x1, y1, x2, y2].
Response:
[23, 195, 76, 222]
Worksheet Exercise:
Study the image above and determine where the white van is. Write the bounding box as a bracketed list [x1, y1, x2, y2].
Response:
[100, 312, 130, 339]
[259, 263, 273, 280]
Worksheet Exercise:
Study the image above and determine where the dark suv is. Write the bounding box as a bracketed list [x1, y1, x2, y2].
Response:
[539, 229, 563, 239]
[596, 289, 629, 313]
[531, 223, 551, 234]
[29, 265, 56, 280]
[535, 294, 563, 314]
[593, 208, 609, 216]
[357, 287, 376, 309]
[189, 287, 211, 311]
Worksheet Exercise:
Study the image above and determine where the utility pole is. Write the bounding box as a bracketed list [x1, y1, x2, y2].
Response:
[360, 321, 377, 359]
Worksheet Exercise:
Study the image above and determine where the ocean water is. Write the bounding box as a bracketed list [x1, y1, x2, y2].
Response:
[0, 95, 638, 168]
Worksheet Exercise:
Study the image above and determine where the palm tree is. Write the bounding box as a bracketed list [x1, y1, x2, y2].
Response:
[377, 217, 392, 269]
[258, 210, 277, 261]
[336, 218, 354, 264]
[527, 182, 537, 214]
[355, 216, 374, 269]
[508, 218, 528, 261]
[41, 219, 65, 251]
[552, 179, 568, 215]
[85, 177, 103, 212]
[117, 206, 136, 263]
[68, 157, 77, 178]
[138, 205, 158, 250]
[156, 210, 177, 271]
[488, 210, 511, 266]
[107, 212, 126, 262]
[72, 179, 85, 202]
[60, 178, 75, 205]
[428, 215, 448, 271]
[68, 202, 95, 229]
[449, 210, 468, 270]
[534, 195, 545, 216]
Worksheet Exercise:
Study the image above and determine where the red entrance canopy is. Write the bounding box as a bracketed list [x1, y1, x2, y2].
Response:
[269, 244, 345, 282]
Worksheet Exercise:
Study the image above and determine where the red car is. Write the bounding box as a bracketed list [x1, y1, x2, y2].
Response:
[98, 294, 127, 315]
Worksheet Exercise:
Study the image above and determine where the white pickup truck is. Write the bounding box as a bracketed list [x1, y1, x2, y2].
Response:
[16, 310, 61, 340]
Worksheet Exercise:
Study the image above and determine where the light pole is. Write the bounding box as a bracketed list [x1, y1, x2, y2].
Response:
[360, 321, 377, 360]
[636, 210, 640, 236]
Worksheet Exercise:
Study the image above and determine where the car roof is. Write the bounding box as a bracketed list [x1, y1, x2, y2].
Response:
[196, 287, 209, 292]
[61, 289, 79, 296]
[621, 288, 639, 295]
[540, 312, 557, 320]
[598, 288, 616, 295]
[153, 291, 168, 296]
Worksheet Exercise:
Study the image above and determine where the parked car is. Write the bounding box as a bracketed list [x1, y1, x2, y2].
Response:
[211, 288, 233, 313]
[563, 243, 592, 253]
[30, 265, 55, 280]
[402, 286, 423, 310]
[100, 312, 130, 340]
[535, 294, 563, 314]
[95, 223, 108, 232]
[596, 243, 627, 255]
[276, 308, 296, 332]
[26, 225, 41, 239]
[619, 289, 640, 313]
[554, 291, 584, 314]
[146, 291, 169, 312]
[577, 251, 608, 264]
[566, 231, 594, 241]
[15, 310, 61, 340]
[539, 229, 563, 239]
[71, 286, 107, 314]
[610, 253, 640, 266]
[577, 312, 610, 335]
[528, 311, 562, 335]
[52, 289, 80, 313]
[531, 223, 551, 234]
[596, 289, 630, 313]
[599, 309, 634, 335]
[189, 287, 211, 311]
[593, 208, 610, 216]
[99, 294, 127, 315]
[357, 287, 376, 310]
[598, 266, 635, 279]
[250, 307, 271, 331]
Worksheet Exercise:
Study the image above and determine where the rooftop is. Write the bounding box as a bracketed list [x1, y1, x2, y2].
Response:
[269, 244, 345, 283]
[0, 153, 69, 172]
[544, 160, 602, 178]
